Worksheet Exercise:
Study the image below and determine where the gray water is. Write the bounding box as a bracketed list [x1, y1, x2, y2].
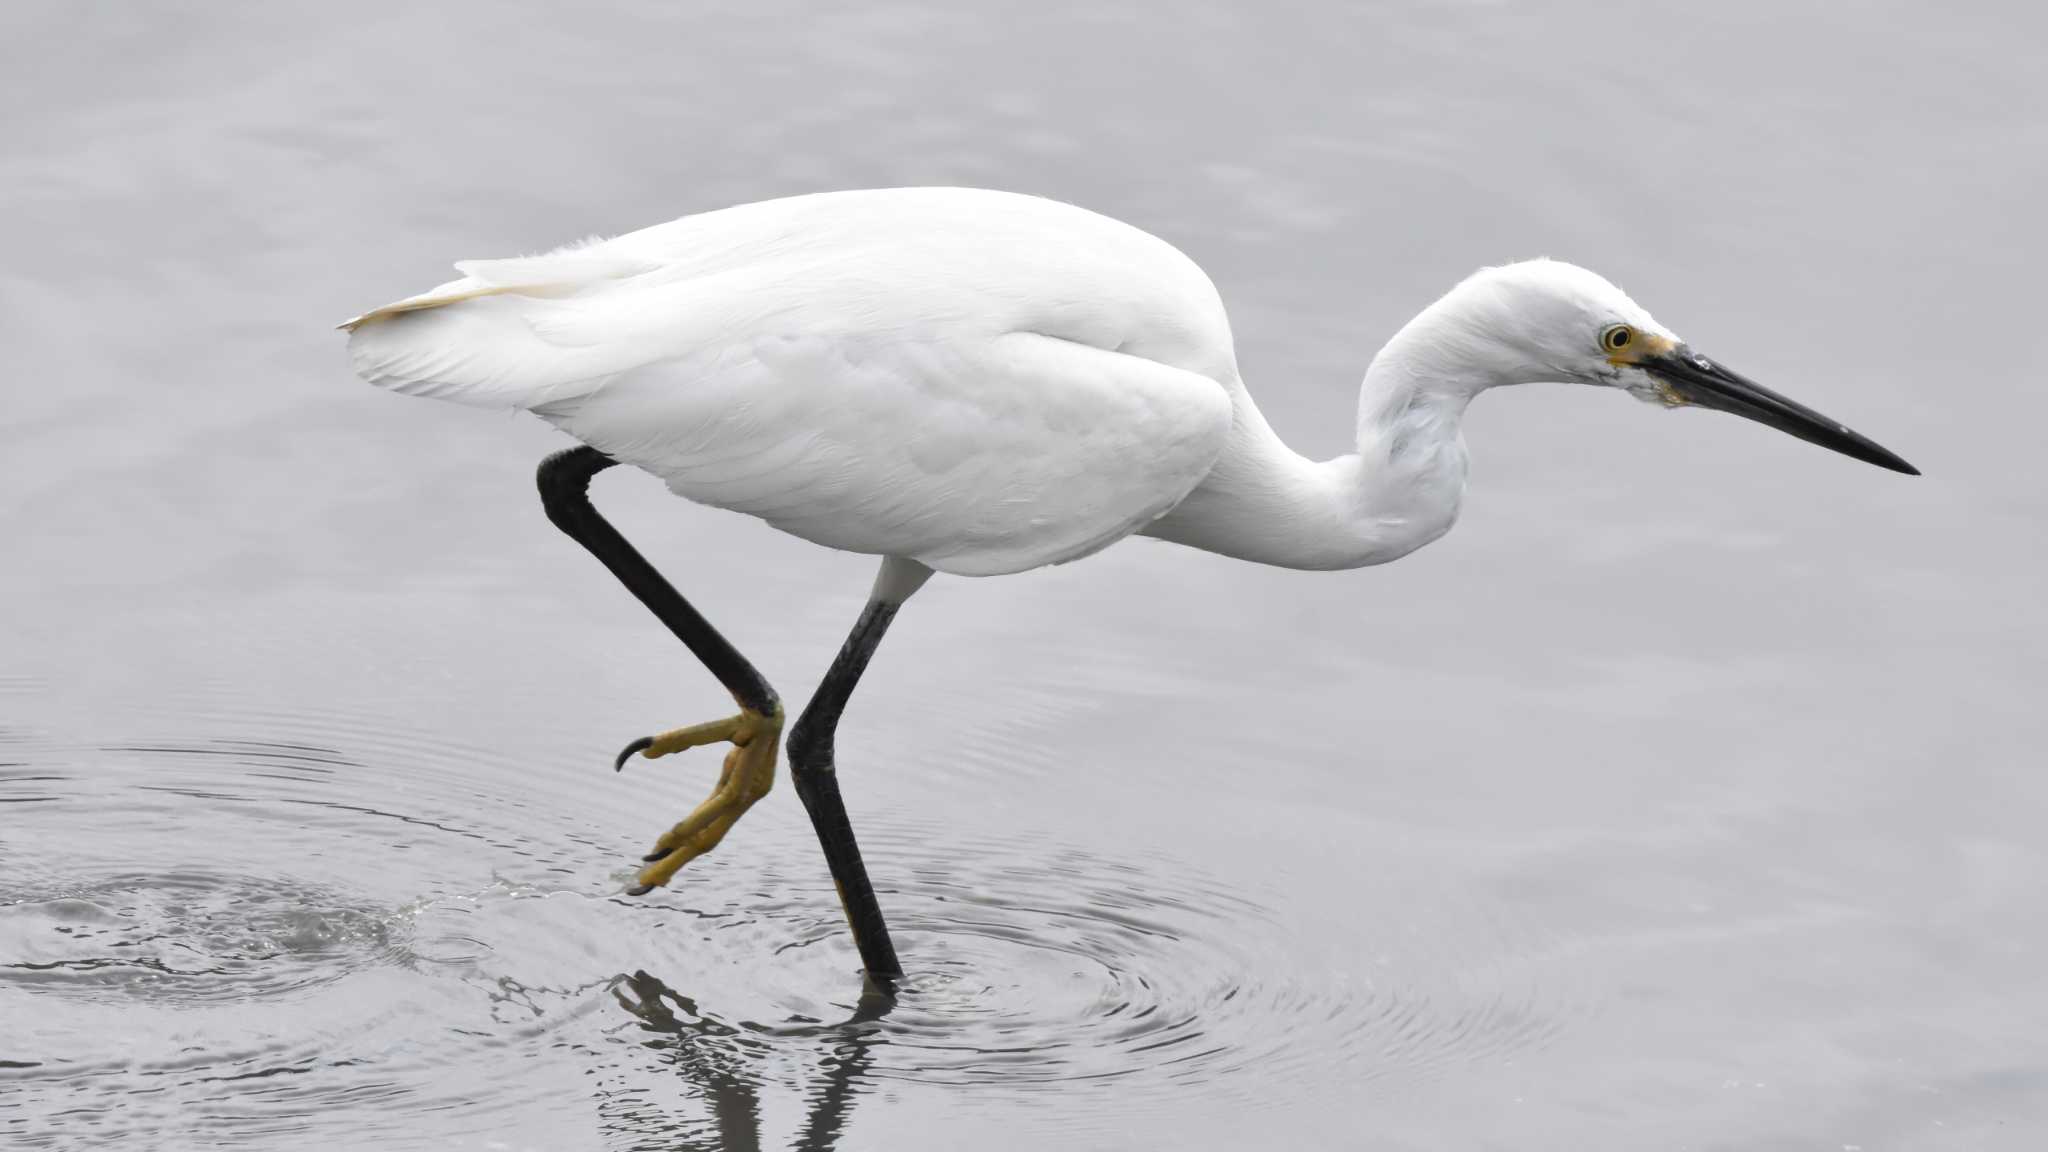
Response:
[3, 2, 2044, 1149]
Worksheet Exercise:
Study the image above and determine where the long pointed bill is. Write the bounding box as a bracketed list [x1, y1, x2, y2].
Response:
[1644, 346, 1919, 475]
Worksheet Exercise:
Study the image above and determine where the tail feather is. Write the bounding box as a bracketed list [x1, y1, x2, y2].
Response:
[338, 245, 657, 332]
[342, 243, 662, 410]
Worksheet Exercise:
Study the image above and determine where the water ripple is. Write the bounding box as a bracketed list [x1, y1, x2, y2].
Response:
[0, 871, 407, 1003]
[600, 823, 1566, 1110]
[0, 704, 1572, 1148]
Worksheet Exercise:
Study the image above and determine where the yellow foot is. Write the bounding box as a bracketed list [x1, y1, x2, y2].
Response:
[613, 702, 783, 894]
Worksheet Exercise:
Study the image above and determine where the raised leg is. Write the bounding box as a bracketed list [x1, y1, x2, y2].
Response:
[786, 558, 933, 983]
[536, 445, 782, 893]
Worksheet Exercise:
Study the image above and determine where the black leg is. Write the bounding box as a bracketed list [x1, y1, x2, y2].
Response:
[539, 445, 785, 894]
[788, 599, 907, 982]
[536, 446, 778, 718]
[538, 444, 907, 980]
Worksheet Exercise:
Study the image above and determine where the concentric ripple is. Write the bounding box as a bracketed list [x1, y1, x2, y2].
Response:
[0, 869, 406, 1004]
[764, 830, 1353, 1090]
[1, 693, 1575, 1149]
[594, 822, 1568, 1112]
[0, 715, 638, 1150]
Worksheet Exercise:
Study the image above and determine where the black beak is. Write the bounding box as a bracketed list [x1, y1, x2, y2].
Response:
[1643, 346, 1918, 475]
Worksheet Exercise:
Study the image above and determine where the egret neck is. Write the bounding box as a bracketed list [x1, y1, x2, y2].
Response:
[1143, 304, 1500, 571]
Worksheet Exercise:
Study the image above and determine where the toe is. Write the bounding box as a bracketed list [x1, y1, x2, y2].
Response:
[613, 736, 655, 772]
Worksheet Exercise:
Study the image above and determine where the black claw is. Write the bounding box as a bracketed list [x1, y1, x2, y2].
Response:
[613, 736, 654, 772]
[625, 883, 655, 897]
[641, 845, 678, 863]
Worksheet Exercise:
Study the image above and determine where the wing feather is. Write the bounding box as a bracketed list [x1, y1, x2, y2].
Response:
[341, 188, 1241, 574]
[546, 328, 1231, 575]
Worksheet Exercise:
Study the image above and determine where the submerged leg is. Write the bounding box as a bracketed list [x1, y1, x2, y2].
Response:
[786, 558, 933, 983]
[536, 445, 782, 893]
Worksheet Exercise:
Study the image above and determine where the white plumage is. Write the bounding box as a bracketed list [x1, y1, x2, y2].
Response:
[349, 189, 1240, 575]
[347, 186, 1911, 582]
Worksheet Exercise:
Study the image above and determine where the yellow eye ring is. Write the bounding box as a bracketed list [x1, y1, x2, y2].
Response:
[1601, 324, 1635, 353]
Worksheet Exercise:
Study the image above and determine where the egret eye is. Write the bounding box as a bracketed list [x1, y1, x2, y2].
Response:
[1601, 324, 1635, 353]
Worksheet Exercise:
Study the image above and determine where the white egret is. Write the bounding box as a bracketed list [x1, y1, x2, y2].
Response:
[343, 187, 1915, 980]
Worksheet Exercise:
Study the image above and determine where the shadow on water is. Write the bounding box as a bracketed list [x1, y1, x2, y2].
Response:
[606, 968, 892, 1152]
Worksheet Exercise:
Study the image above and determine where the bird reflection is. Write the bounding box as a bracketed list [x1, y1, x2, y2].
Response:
[607, 969, 892, 1151]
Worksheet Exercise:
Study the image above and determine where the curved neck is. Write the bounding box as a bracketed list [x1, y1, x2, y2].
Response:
[1143, 316, 1496, 570]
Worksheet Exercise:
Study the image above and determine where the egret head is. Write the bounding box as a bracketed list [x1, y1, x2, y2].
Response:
[1441, 259, 1917, 474]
